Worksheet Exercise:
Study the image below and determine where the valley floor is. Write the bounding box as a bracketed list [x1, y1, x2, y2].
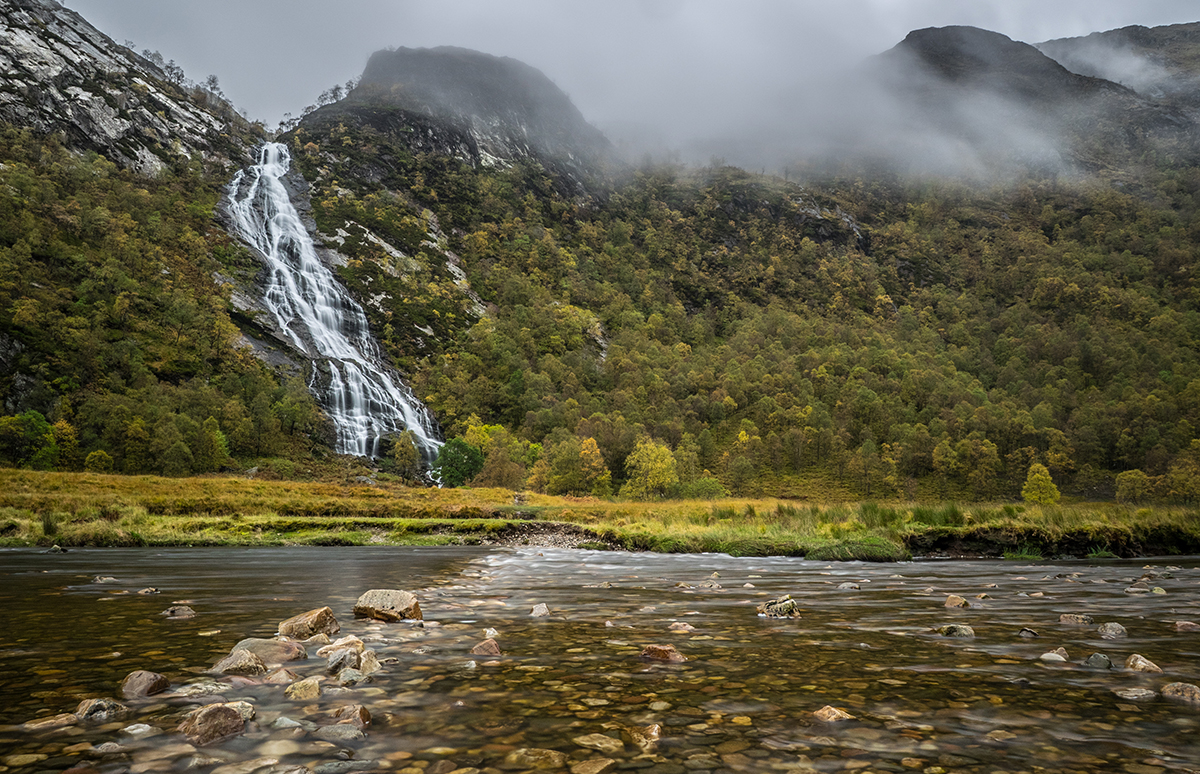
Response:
[1, 470, 1197, 561]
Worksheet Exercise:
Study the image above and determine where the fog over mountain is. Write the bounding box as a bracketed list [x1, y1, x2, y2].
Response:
[58, 0, 1200, 175]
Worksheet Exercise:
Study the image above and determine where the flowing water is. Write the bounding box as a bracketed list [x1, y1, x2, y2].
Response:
[1, 548, 1199, 774]
[225, 144, 441, 460]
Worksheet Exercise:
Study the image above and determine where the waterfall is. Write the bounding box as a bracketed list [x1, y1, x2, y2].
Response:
[225, 142, 442, 462]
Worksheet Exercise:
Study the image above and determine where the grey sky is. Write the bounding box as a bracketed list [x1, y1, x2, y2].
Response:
[62, 0, 1200, 149]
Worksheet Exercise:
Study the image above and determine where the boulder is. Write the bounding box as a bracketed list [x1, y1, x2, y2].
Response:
[353, 589, 422, 622]
[279, 606, 340, 639]
[1175, 621, 1200, 632]
[211, 649, 267, 676]
[223, 701, 256, 721]
[640, 644, 686, 663]
[1059, 614, 1093, 625]
[1097, 622, 1127, 639]
[264, 668, 299, 685]
[161, 606, 196, 620]
[75, 698, 129, 722]
[530, 603, 550, 617]
[1084, 653, 1113, 669]
[504, 749, 568, 769]
[359, 650, 381, 675]
[1125, 654, 1163, 673]
[120, 670, 169, 699]
[284, 677, 321, 700]
[936, 624, 974, 638]
[813, 705, 854, 722]
[756, 595, 801, 618]
[326, 648, 360, 674]
[231, 638, 307, 665]
[944, 595, 969, 608]
[337, 668, 366, 686]
[178, 704, 245, 746]
[470, 638, 501, 656]
[1040, 649, 1068, 662]
[1161, 682, 1200, 705]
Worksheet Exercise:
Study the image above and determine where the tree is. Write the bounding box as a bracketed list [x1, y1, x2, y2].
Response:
[193, 416, 231, 473]
[1114, 469, 1152, 503]
[432, 438, 484, 487]
[52, 420, 82, 471]
[85, 449, 113, 473]
[1022, 463, 1060, 505]
[391, 430, 423, 484]
[619, 438, 679, 500]
[528, 436, 612, 497]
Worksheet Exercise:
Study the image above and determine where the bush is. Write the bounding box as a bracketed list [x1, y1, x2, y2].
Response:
[84, 450, 114, 473]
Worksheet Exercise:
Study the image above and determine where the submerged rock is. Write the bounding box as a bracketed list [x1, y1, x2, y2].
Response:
[120, 670, 169, 699]
[1018, 628, 1039, 638]
[1084, 653, 1113, 669]
[813, 705, 855, 722]
[315, 723, 365, 742]
[75, 698, 129, 722]
[23, 713, 78, 730]
[944, 594, 969, 608]
[1059, 613, 1093, 625]
[470, 638, 501, 656]
[161, 605, 196, 620]
[178, 704, 245, 746]
[756, 595, 801, 618]
[504, 748, 568, 769]
[1125, 654, 1163, 673]
[572, 733, 624, 755]
[317, 635, 365, 657]
[279, 606, 340, 639]
[353, 589, 422, 622]
[1097, 622, 1127, 639]
[640, 644, 686, 663]
[936, 624, 974, 638]
[571, 759, 616, 774]
[621, 723, 661, 751]
[232, 638, 307, 665]
[331, 704, 372, 727]
[263, 668, 299, 685]
[1175, 621, 1200, 632]
[1161, 682, 1200, 705]
[1113, 687, 1158, 700]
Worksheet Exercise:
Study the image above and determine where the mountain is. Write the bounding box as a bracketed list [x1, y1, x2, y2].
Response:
[1038, 23, 1200, 115]
[0, 0, 259, 173]
[866, 25, 1197, 173]
[302, 46, 615, 194]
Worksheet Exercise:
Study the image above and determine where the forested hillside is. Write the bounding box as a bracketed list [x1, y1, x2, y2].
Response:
[287, 106, 1200, 502]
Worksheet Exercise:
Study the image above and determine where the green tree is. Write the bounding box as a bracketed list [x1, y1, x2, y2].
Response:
[52, 419, 82, 471]
[193, 416, 230, 473]
[161, 439, 195, 477]
[432, 438, 485, 487]
[123, 417, 152, 474]
[391, 430, 423, 484]
[1021, 463, 1060, 505]
[619, 438, 680, 500]
[528, 436, 612, 497]
[84, 449, 114, 473]
[1114, 469, 1152, 503]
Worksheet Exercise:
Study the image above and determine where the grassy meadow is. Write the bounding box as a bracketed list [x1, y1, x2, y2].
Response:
[1, 469, 1198, 560]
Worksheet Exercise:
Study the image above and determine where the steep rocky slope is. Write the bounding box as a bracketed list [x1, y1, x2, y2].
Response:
[0, 0, 259, 174]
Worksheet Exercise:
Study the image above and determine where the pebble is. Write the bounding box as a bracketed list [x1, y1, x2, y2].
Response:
[1113, 688, 1158, 700]
[572, 733, 624, 755]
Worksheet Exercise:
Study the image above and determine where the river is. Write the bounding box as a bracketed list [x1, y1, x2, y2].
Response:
[1, 548, 1197, 774]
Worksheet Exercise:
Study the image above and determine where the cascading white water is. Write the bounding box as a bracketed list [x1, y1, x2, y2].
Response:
[225, 143, 442, 461]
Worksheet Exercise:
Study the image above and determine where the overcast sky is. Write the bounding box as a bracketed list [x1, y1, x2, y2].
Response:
[63, 0, 1200, 149]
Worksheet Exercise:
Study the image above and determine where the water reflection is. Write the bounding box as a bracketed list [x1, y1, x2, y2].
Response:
[1, 548, 1197, 774]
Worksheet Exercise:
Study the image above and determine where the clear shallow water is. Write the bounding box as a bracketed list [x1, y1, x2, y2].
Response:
[1, 548, 1198, 774]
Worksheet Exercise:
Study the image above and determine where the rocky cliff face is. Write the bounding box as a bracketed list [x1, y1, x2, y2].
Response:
[304, 46, 615, 194]
[0, 0, 258, 174]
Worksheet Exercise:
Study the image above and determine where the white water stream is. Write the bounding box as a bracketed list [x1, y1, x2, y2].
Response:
[225, 143, 442, 460]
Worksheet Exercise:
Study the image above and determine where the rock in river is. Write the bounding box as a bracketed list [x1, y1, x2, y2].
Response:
[531, 603, 550, 617]
[285, 677, 321, 700]
[1059, 614, 1093, 625]
[353, 589, 422, 622]
[470, 638, 501, 656]
[573, 733, 624, 755]
[178, 704, 245, 746]
[937, 624, 974, 638]
[232, 638, 307, 665]
[75, 698, 129, 722]
[1097, 622, 1127, 639]
[756, 595, 800, 618]
[1161, 682, 1200, 705]
[504, 749, 568, 769]
[640, 644, 686, 662]
[161, 605, 196, 620]
[1176, 621, 1200, 632]
[212, 648, 267, 676]
[944, 594, 969, 608]
[120, 670, 169, 699]
[1125, 654, 1163, 673]
[279, 606, 340, 639]
[813, 705, 855, 722]
[1084, 653, 1113, 669]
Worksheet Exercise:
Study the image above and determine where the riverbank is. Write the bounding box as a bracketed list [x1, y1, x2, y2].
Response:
[2, 469, 1198, 560]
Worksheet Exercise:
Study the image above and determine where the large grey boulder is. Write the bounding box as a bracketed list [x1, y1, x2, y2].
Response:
[353, 589, 422, 622]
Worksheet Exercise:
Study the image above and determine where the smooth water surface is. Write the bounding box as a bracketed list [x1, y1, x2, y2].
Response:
[1, 548, 1198, 774]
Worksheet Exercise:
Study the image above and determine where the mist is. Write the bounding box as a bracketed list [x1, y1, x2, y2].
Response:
[59, 0, 1200, 178]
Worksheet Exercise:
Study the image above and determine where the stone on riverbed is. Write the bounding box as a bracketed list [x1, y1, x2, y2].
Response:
[621, 723, 661, 751]
[1125, 654, 1163, 673]
[572, 733, 624, 755]
[23, 713, 78, 730]
[284, 678, 320, 700]
[1098, 622, 1127, 639]
[571, 759, 617, 774]
[1040, 648, 1069, 662]
[223, 701, 255, 721]
[317, 635, 365, 657]
[756, 595, 800, 618]
[1161, 682, 1200, 705]
[232, 638, 307, 665]
[530, 603, 550, 617]
[75, 698, 129, 722]
[1059, 613, 1093, 625]
[1018, 628, 1039, 638]
[120, 670, 169, 699]
[337, 668, 366, 686]
[1084, 653, 1113, 669]
[279, 606, 340, 639]
[353, 589, 422, 622]
[178, 704, 245, 745]
[470, 638, 501, 656]
[161, 605, 196, 620]
[936, 624, 974, 638]
[359, 650, 381, 675]
[264, 668, 299, 685]
[211, 648, 267, 676]
[1176, 621, 1200, 632]
[1114, 688, 1157, 700]
[315, 723, 365, 742]
[640, 644, 686, 662]
[331, 704, 372, 727]
[504, 748, 568, 769]
[944, 595, 969, 608]
[813, 705, 854, 722]
[327, 648, 360, 674]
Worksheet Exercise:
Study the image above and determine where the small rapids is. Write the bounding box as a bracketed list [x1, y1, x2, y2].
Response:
[225, 143, 441, 460]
